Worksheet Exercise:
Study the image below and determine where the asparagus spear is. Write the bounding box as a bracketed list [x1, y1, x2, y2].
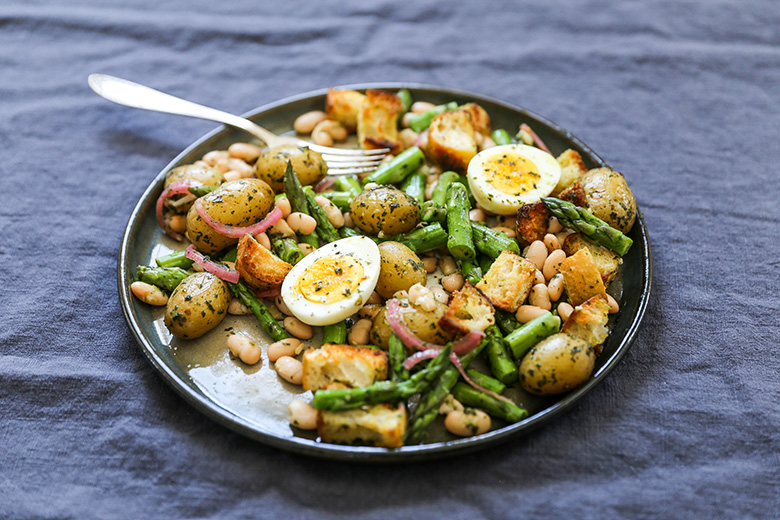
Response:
[282, 161, 320, 247]
[397, 89, 414, 114]
[471, 222, 520, 258]
[446, 182, 476, 260]
[388, 334, 410, 382]
[421, 170, 460, 222]
[322, 321, 348, 345]
[227, 281, 290, 342]
[484, 325, 519, 384]
[407, 101, 459, 133]
[451, 382, 528, 423]
[362, 147, 425, 185]
[494, 308, 522, 336]
[270, 235, 304, 265]
[400, 171, 426, 205]
[318, 190, 352, 211]
[457, 258, 483, 284]
[505, 311, 561, 359]
[334, 175, 362, 198]
[303, 186, 340, 244]
[312, 345, 452, 411]
[136, 266, 190, 293]
[155, 251, 194, 270]
[541, 197, 633, 256]
[465, 368, 506, 395]
[187, 185, 218, 197]
[491, 129, 514, 146]
[398, 223, 448, 254]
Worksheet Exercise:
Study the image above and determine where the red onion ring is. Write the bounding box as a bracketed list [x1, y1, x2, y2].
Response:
[402, 348, 442, 371]
[155, 180, 202, 241]
[520, 123, 552, 155]
[194, 200, 283, 238]
[185, 244, 240, 283]
[254, 287, 281, 299]
[449, 352, 513, 404]
[314, 176, 336, 193]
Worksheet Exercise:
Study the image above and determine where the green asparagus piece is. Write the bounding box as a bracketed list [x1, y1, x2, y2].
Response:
[283, 161, 320, 247]
[457, 258, 483, 284]
[451, 382, 528, 423]
[220, 247, 238, 263]
[334, 175, 362, 198]
[338, 226, 361, 239]
[505, 311, 561, 359]
[541, 197, 634, 256]
[322, 321, 348, 345]
[155, 251, 194, 270]
[445, 182, 476, 260]
[271, 235, 304, 265]
[319, 190, 352, 211]
[388, 334, 410, 382]
[408, 101, 459, 133]
[495, 308, 522, 336]
[362, 147, 425, 185]
[297, 232, 319, 248]
[465, 368, 506, 395]
[227, 281, 290, 342]
[400, 171, 426, 205]
[398, 223, 448, 253]
[187, 185, 218, 197]
[471, 222, 520, 258]
[397, 89, 414, 114]
[303, 186, 340, 244]
[484, 325, 518, 384]
[312, 346, 452, 411]
[136, 266, 190, 293]
[477, 254, 493, 274]
[404, 340, 487, 444]
[491, 129, 513, 146]
[421, 170, 460, 222]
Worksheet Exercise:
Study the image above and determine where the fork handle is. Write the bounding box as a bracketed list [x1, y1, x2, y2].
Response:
[87, 74, 277, 145]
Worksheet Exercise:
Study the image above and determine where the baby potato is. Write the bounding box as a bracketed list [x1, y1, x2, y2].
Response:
[580, 168, 637, 234]
[254, 144, 327, 193]
[370, 297, 453, 349]
[186, 178, 275, 255]
[350, 186, 421, 235]
[519, 333, 595, 395]
[164, 272, 230, 340]
[164, 163, 223, 188]
[375, 242, 427, 299]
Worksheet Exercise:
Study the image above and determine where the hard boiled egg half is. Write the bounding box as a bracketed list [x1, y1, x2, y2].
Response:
[281, 236, 380, 326]
[467, 144, 561, 215]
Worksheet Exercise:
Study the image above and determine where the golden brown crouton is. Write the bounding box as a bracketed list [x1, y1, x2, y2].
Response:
[556, 248, 607, 306]
[326, 88, 366, 132]
[551, 149, 588, 196]
[318, 403, 406, 448]
[302, 344, 388, 391]
[515, 201, 550, 246]
[558, 181, 589, 208]
[562, 294, 611, 353]
[427, 109, 478, 174]
[235, 234, 292, 290]
[357, 89, 402, 152]
[439, 282, 496, 334]
[475, 250, 537, 312]
[563, 233, 622, 286]
[460, 102, 492, 136]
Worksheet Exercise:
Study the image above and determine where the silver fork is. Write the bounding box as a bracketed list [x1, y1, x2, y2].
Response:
[87, 74, 388, 175]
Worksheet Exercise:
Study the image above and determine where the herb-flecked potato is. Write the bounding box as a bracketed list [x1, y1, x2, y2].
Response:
[519, 333, 595, 395]
[370, 297, 454, 349]
[164, 272, 230, 340]
[254, 144, 327, 193]
[186, 178, 275, 255]
[349, 186, 420, 235]
[164, 163, 223, 189]
[580, 168, 637, 234]
[375, 241, 426, 299]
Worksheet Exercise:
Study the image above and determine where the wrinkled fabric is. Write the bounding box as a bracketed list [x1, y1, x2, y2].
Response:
[1, 1, 778, 518]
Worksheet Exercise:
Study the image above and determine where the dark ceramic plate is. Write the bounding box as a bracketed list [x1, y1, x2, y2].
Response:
[118, 84, 652, 462]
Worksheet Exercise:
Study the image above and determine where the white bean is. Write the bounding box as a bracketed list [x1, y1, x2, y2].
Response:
[399, 128, 419, 150]
[469, 209, 486, 222]
[401, 112, 415, 128]
[422, 257, 438, 273]
[534, 269, 546, 286]
[343, 212, 354, 228]
[268, 338, 301, 362]
[445, 409, 491, 437]
[275, 356, 303, 385]
[363, 182, 379, 191]
[492, 226, 516, 238]
[202, 150, 229, 166]
[543, 233, 561, 253]
[606, 293, 620, 314]
[275, 296, 293, 316]
[430, 286, 449, 305]
[255, 232, 271, 250]
[408, 283, 436, 312]
[228, 142, 262, 163]
[315, 196, 345, 228]
[168, 214, 187, 235]
[411, 101, 436, 114]
[479, 135, 496, 151]
[442, 273, 465, 293]
[543, 249, 567, 281]
[223, 170, 242, 182]
[293, 110, 327, 134]
[288, 399, 318, 430]
[348, 319, 372, 346]
[366, 291, 382, 305]
[547, 274, 564, 302]
[227, 334, 261, 365]
[516, 305, 548, 323]
[227, 158, 253, 177]
[269, 218, 295, 238]
[274, 196, 292, 218]
[528, 284, 551, 311]
[227, 298, 251, 315]
[556, 230, 574, 246]
[557, 302, 574, 322]
[298, 243, 315, 256]
[130, 281, 168, 306]
[525, 240, 548, 270]
[439, 255, 457, 276]
[312, 119, 347, 146]
[438, 394, 464, 415]
[547, 216, 563, 234]
[287, 212, 317, 235]
[283, 317, 313, 339]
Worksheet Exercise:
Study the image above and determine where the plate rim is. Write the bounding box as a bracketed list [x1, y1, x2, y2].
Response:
[118, 83, 653, 462]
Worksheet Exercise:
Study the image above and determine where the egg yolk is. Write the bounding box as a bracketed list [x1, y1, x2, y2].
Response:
[483, 153, 541, 196]
[297, 254, 364, 304]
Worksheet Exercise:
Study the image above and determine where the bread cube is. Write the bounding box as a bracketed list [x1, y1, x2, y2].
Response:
[235, 234, 292, 290]
[318, 403, 406, 448]
[556, 248, 607, 306]
[563, 233, 622, 286]
[475, 250, 537, 312]
[551, 149, 588, 196]
[439, 282, 496, 334]
[357, 89, 402, 152]
[326, 88, 366, 132]
[302, 344, 388, 391]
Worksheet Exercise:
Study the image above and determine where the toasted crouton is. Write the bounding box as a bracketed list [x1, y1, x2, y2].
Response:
[318, 403, 406, 448]
[235, 234, 292, 290]
[516, 201, 550, 246]
[439, 282, 496, 334]
[475, 250, 537, 312]
[556, 248, 607, 306]
[326, 88, 366, 132]
[562, 294, 611, 352]
[558, 181, 589, 208]
[551, 149, 588, 196]
[460, 102, 492, 136]
[357, 89, 402, 152]
[427, 109, 478, 174]
[563, 233, 622, 286]
[302, 344, 388, 391]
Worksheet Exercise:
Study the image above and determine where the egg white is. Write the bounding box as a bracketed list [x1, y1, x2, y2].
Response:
[280, 236, 380, 326]
[467, 144, 561, 215]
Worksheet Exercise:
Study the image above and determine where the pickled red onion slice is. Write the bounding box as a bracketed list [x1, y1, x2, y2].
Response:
[155, 180, 202, 241]
[184, 244, 240, 283]
[194, 200, 282, 238]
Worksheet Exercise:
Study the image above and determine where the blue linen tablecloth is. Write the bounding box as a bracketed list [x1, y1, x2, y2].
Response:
[1, 0, 778, 517]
